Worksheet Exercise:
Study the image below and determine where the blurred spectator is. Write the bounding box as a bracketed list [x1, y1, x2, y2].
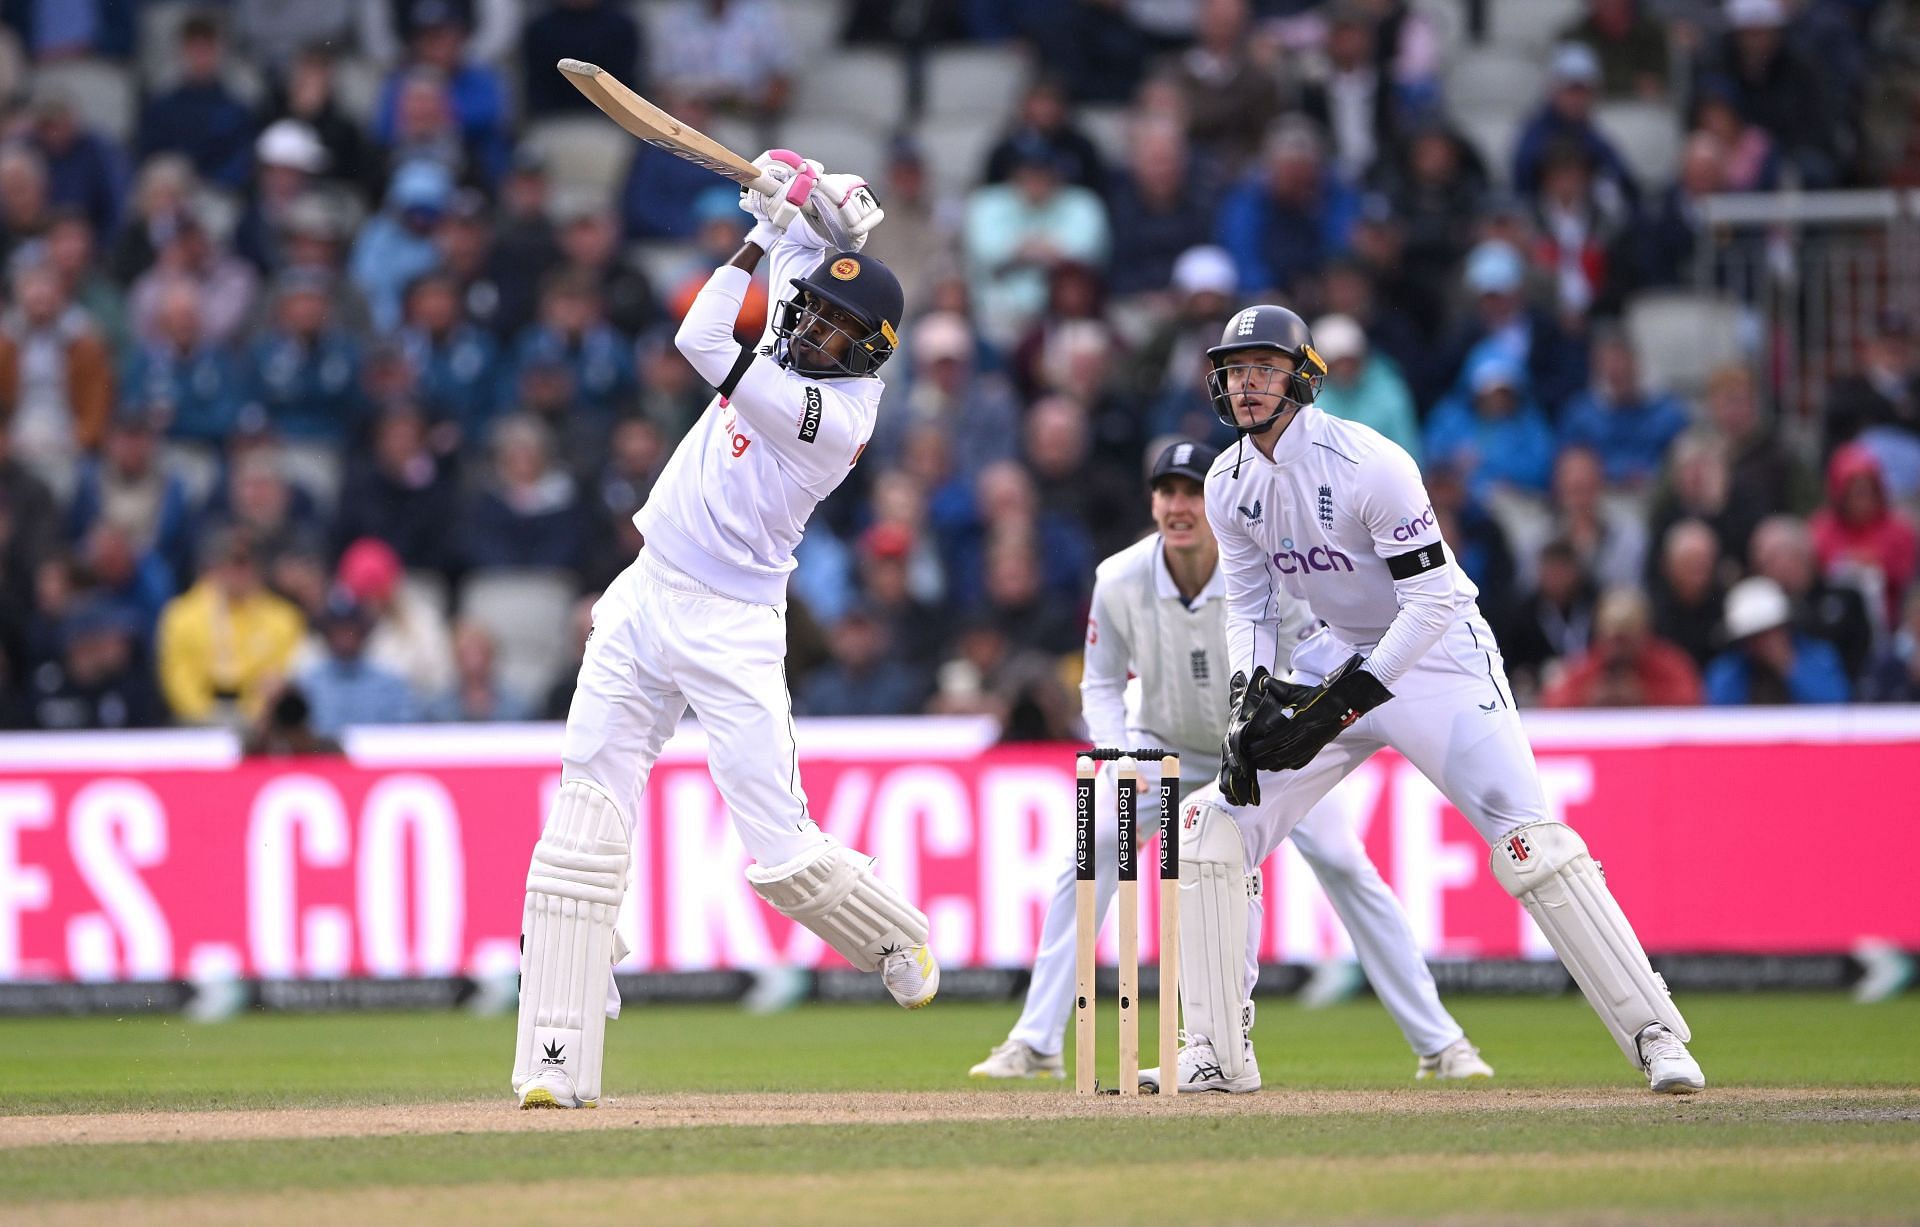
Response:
[1, 0, 135, 60]
[964, 136, 1111, 347]
[1690, 0, 1844, 188]
[203, 446, 330, 575]
[66, 403, 196, 587]
[585, 415, 665, 586]
[260, 45, 379, 199]
[1311, 312, 1420, 458]
[796, 607, 927, 716]
[1513, 44, 1639, 210]
[1690, 79, 1779, 192]
[856, 520, 949, 676]
[358, 0, 519, 67]
[1703, 364, 1818, 551]
[1137, 245, 1239, 442]
[1024, 394, 1143, 564]
[438, 187, 537, 340]
[1542, 587, 1702, 708]
[1176, 0, 1286, 170]
[1826, 311, 1920, 488]
[1428, 463, 1517, 621]
[46, 210, 130, 363]
[650, 0, 793, 118]
[247, 271, 365, 445]
[1378, 119, 1487, 315]
[1863, 589, 1920, 702]
[73, 519, 172, 640]
[398, 271, 502, 443]
[1424, 355, 1557, 501]
[121, 279, 247, 444]
[876, 312, 1017, 480]
[1300, 2, 1404, 186]
[1321, 256, 1432, 404]
[429, 619, 531, 721]
[1751, 513, 1873, 682]
[232, 1, 357, 74]
[374, 7, 512, 184]
[1647, 427, 1743, 571]
[1704, 576, 1850, 704]
[136, 11, 256, 192]
[350, 160, 454, 333]
[1632, 130, 1732, 291]
[1215, 120, 1354, 299]
[128, 206, 259, 349]
[334, 402, 462, 575]
[1559, 329, 1689, 488]
[241, 681, 339, 755]
[539, 594, 596, 719]
[1010, 262, 1110, 401]
[0, 414, 61, 594]
[554, 202, 660, 339]
[1559, 0, 1670, 100]
[235, 121, 331, 272]
[523, 0, 643, 117]
[619, 94, 733, 241]
[156, 528, 306, 725]
[0, 255, 112, 495]
[1530, 138, 1631, 318]
[1650, 518, 1726, 669]
[278, 196, 374, 333]
[22, 601, 164, 730]
[634, 333, 713, 441]
[298, 588, 419, 736]
[1437, 239, 1588, 416]
[665, 188, 768, 337]
[1105, 116, 1214, 298]
[948, 459, 1093, 613]
[981, 529, 1084, 656]
[27, 86, 125, 241]
[985, 75, 1109, 194]
[461, 414, 592, 571]
[1809, 444, 1918, 628]
[1497, 537, 1596, 700]
[512, 271, 637, 416]
[0, 145, 55, 265]
[862, 137, 955, 318]
[378, 68, 471, 186]
[1547, 445, 1647, 589]
[337, 536, 456, 700]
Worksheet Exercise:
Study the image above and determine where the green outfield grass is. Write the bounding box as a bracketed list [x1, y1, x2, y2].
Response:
[1, 994, 1916, 1225]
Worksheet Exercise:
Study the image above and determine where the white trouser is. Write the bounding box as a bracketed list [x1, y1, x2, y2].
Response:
[1009, 752, 1464, 1058]
[562, 551, 829, 869]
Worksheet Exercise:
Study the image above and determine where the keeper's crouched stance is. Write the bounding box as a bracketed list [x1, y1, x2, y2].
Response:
[514, 152, 934, 1109]
[1172, 305, 1705, 1095]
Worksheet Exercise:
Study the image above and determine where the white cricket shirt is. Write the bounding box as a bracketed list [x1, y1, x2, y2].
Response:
[638, 231, 880, 604]
[1204, 404, 1493, 687]
[1081, 534, 1317, 761]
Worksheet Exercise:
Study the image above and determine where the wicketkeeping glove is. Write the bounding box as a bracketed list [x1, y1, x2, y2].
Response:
[1219, 666, 1317, 806]
[1244, 654, 1393, 773]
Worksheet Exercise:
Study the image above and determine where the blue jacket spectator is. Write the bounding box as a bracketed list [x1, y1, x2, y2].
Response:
[796, 609, 927, 716]
[1104, 116, 1213, 298]
[246, 273, 365, 444]
[510, 275, 637, 416]
[963, 136, 1111, 348]
[121, 281, 247, 444]
[375, 63, 511, 185]
[1558, 333, 1690, 487]
[620, 138, 726, 240]
[135, 13, 255, 191]
[522, 0, 643, 118]
[1704, 577, 1851, 705]
[0, 0, 136, 59]
[1511, 44, 1639, 209]
[30, 92, 124, 240]
[299, 591, 419, 737]
[333, 404, 463, 576]
[1425, 355, 1557, 499]
[398, 272, 502, 444]
[1438, 240, 1590, 416]
[1215, 123, 1357, 298]
[350, 161, 453, 333]
[461, 415, 593, 571]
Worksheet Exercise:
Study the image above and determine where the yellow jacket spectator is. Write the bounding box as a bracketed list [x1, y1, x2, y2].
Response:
[157, 528, 305, 723]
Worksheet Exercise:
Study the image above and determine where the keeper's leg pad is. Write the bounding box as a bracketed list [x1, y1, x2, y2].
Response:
[1178, 799, 1253, 1079]
[512, 780, 630, 1105]
[1490, 822, 1689, 1069]
[746, 843, 928, 973]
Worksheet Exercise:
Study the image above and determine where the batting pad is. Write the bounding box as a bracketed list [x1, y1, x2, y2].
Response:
[1490, 821, 1690, 1070]
[1178, 800, 1253, 1079]
[513, 780, 630, 1105]
[746, 842, 928, 973]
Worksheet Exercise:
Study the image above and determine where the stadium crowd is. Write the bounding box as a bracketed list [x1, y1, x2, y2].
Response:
[1, 0, 1918, 744]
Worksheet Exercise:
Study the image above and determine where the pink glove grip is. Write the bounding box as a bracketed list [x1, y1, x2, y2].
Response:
[785, 168, 817, 207]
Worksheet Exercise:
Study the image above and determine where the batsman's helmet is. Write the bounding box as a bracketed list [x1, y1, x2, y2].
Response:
[774, 250, 904, 379]
[1206, 304, 1327, 433]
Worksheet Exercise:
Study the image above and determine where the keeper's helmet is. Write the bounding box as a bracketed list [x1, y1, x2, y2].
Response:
[1206, 304, 1327, 434]
[773, 250, 904, 379]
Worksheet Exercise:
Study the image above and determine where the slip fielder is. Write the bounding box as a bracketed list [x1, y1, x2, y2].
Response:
[512, 152, 937, 1110]
[970, 438, 1494, 1090]
[1172, 305, 1704, 1094]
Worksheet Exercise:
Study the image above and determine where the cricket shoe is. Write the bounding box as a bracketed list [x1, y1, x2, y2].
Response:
[517, 1071, 594, 1110]
[1638, 1024, 1705, 1094]
[968, 1039, 1065, 1080]
[1416, 1037, 1494, 1081]
[1138, 1031, 1262, 1094]
[882, 943, 940, 1009]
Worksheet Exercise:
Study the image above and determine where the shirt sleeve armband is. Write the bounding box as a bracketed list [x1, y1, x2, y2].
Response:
[717, 346, 758, 399]
[1386, 541, 1448, 580]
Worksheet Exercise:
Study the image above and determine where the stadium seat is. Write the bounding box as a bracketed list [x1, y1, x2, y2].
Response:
[332, 57, 385, 128]
[161, 442, 222, 508]
[32, 59, 136, 144]
[1453, 109, 1523, 186]
[1078, 105, 1132, 170]
[914, 115, 1004, 202]
[771, 117, 886, 186]
[460, 569, 579, 704]
[1420, 0, 1469, 58]
[403, 569, 451, 622]
[791, 49, 906, 124]
[524, 116, 637, 197]
[1488, 0, 1584, 52]
[278, 442, 343, 511]
[1444, 48, 1544, 119]
[1624, 292, 1749, 399]
[1596, 101, 1684, 191]
[781, 0, 852, 61]
[923, 45, 1030, 124]
[0, 26, 26, 106]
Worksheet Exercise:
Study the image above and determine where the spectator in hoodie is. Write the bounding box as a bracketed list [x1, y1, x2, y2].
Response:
[1809, 443, 1919, 628]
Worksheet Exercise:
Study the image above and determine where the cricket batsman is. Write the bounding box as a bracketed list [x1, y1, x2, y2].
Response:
[970, 439, 1493, 1090]
[1166, 305, 1705, 1094]
[513, 152, 937, 1110]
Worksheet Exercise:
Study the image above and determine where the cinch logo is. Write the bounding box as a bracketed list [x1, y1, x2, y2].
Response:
[1273, 538, 1355, 574]
[1392, 504, 1438, 542]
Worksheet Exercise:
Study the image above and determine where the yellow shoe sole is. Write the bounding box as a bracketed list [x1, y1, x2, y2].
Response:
[519, 1087, 597, 1110]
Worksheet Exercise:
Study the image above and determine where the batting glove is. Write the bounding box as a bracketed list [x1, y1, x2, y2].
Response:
[805, 172, 885, 253]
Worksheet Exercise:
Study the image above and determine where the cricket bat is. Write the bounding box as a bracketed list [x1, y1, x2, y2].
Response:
[556, 59, 791, 199]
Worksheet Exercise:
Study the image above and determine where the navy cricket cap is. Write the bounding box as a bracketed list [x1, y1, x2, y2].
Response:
[1149, 438, 1218, 489]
